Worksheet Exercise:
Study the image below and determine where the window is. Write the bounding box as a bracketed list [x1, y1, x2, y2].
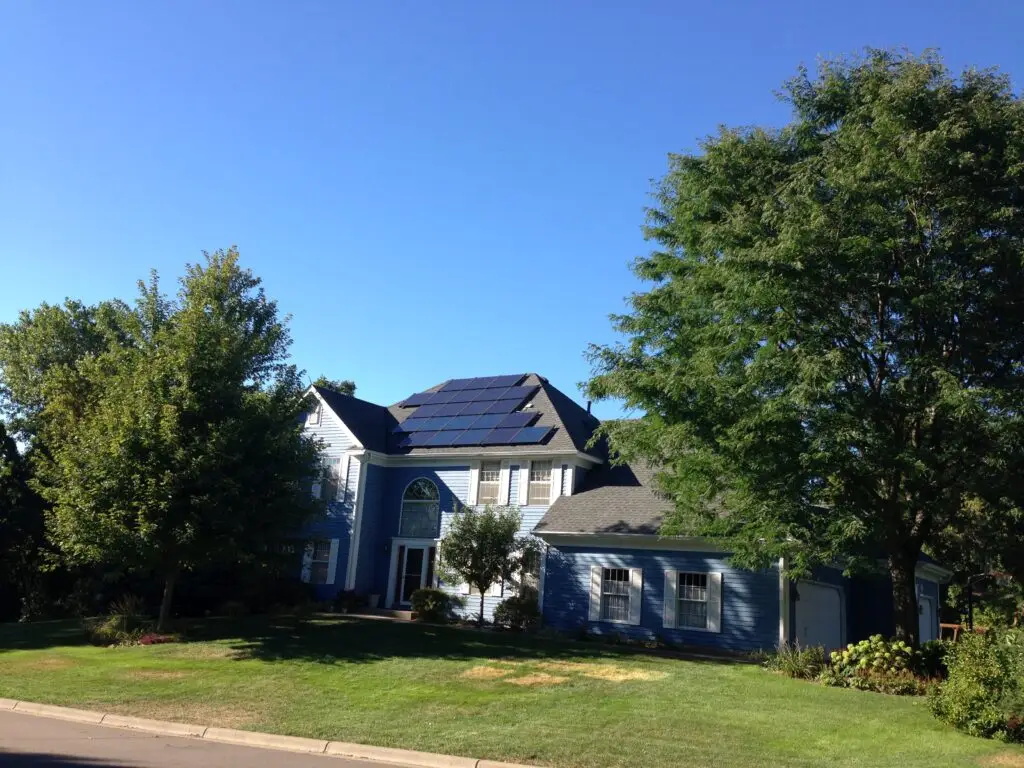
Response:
[400, 478, 440, 538]
[527, 460, 552, 505]
[678, 572, 709, 629]
[308, 540, 331, 585]
[601, 568, 632, 623]
[311, 457, 341, 501]
[478, 461, 501, 504]
[307, 403, 321, 426]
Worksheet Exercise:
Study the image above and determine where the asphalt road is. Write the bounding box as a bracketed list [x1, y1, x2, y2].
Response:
[0, 711, 396, 767]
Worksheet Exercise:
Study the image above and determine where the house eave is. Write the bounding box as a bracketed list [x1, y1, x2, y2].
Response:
[535, 531, 727, 552]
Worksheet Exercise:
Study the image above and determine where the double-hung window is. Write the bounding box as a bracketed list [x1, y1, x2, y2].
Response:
[308, 540, 331, 585]
[677, 572, 709, 629]
[477, 461, 501, 505]
[600, 568, 631, 623]
[307, 403, 321, 426]
[663, 569, 722, 633]
[527, 460, 552, 505]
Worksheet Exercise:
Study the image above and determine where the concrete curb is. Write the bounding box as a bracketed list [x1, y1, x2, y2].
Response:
[2, 699, 539, 767]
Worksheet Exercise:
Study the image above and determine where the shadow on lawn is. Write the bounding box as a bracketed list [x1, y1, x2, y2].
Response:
[186, 615, 751, 667]
[0, 620, 89, 653]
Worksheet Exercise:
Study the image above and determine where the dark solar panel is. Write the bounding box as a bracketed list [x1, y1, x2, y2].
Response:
[426, 430, 463, 446]
[425, 391, 457, 405]
[451, 429, 493, 446]
[435, 402, 467, 417]
[490, 374, 526, 387]
[508, 426, 552, 444]
[405, 431, 439, 447]
[411, 403, 444, 418]
[469, 414, 503, 429]
[497, 412, 537, 429]
[468, 388, 500, 402]
[482, 400, 518, 414]
[401, 392, 433, 407]
[502, 385, 537, 400]
[393, 418, 429, 433]
[443, 415, 478, 430]
[482, 428, 522, 444]
[439, 378, 475, 392]
[447, 389, 479, 403]
[459, 401, 490, 415]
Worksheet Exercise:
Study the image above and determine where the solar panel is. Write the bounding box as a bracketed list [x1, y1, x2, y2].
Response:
[459, 401, 491, 415]
[393, 418, 429, 433]
[502, 385, 537, 400]
[443, 415, 478, 430]
[507, 426, 552, 444]
[469, 414, 504, 429]
[496, 412, 537, 429]
[426, 391, 458, 405]
[435, 402, 467, 417]
[439, 378, 475, 392]
[490, 374, 526, 387]
[451, 429, 493, 446]
[468, 388, 501, 402]
[482, 427, 522, 444]
[446, 389, 479, 403]
[426, 430, 463, 446]
[411, 403, 444, 418]
[482, 400, 519, 414]
[404, 431, 439, 447]
[401, 392, 434, 407]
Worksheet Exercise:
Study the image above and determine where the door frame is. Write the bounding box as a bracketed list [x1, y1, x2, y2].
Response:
[386, 537, 438, 608]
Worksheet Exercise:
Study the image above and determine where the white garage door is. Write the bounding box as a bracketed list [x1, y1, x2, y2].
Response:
[919, 595, 937, 643]
[795, 581, 844, 651]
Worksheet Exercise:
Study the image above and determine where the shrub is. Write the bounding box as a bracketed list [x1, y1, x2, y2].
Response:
[829, 634, 918, 676]
[218, 600, 248, 617]
[930, 628, 1024, 741]
[139, 633, 179, 645]
[410, 588, 461, 623]
[823, 634, 944, 695]
[764, 642, 827, 679]
[920, 639, 950, 678]
[492, 587, 540, 631]
[334, 589, 367, 614]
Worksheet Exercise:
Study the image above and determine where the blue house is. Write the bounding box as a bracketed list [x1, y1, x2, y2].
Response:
[300, 373, 950, 652]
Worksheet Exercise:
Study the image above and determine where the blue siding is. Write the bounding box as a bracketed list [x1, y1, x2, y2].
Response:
[352, 460, 385, 596]
[543, 546, 780, 652]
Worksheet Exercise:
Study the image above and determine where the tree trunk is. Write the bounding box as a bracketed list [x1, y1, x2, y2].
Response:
[889, 553, 919, 645]
[157, 569, 178, 633]
[478, 590, 486, 627]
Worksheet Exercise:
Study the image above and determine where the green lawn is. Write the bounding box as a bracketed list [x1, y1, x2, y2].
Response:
[0, 617, 1019, 768]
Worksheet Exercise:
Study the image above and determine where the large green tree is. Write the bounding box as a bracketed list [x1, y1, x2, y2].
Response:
[587, 50, 1024, 643]
[311, 376, 356, 397]
[28, 249, 320, 630]
[0, 421, 45, 619]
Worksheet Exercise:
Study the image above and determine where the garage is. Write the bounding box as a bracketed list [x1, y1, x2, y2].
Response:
[794, 581, 844, 650]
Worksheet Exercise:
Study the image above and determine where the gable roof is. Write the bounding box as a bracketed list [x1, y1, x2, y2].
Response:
[535, 461, 672, 535]
[384, 373, 601, 457]
[313, 386, 395, 453]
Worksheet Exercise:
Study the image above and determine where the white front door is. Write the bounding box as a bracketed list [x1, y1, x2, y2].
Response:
[388, 542, 436, 607]
[795, 581, 844, 651]
[919, 595, 937, 642]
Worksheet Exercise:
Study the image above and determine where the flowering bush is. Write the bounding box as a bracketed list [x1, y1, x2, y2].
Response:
[138, 633, 179, 645]
[820, 635, 945, 696]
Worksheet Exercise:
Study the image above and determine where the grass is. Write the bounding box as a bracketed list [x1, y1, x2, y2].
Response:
[0, 616, 1021, 768]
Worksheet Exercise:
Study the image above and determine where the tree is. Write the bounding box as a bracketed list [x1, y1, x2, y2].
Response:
[33, 249, 321, 630]
[439, 505, 532, 626]
[0, 421, 45, 620]
[311, 376, 356, 397]
[586, 50, 1024, 644]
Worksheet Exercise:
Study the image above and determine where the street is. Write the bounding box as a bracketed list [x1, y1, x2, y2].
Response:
[0, 711, 397, 767]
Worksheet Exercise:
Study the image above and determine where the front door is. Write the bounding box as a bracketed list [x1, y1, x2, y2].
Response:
[392, 544, 436, 607]
[919, 596, 937, 643]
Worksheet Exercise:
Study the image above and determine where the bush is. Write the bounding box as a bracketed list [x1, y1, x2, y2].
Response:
[83, 593, 154, 645]
[764, 642, 827, 679]
[410, 588, 461, 623]
[920, 639, 950, 678]
[334, 589, 367, 614]
[218, 600, 248, 617]
[139, 633, 179, 645]
[930, 628, 1024, 741]
[492, 587, 540, 631]
[822, 634, 943, 695]
[829, 634, 918, 676]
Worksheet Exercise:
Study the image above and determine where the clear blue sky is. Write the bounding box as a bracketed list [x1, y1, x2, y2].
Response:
[2, 1, 1022, 418]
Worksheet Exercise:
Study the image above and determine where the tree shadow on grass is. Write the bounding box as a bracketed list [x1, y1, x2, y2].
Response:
[0, 621, 89, 653]
[186, 615, 753, 667]
[0, 755, 131, 767]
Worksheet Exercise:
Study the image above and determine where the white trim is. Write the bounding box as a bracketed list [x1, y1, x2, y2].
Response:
[326, 538, 340, 585]
[344, 453, 369, 590]
[537, 532, 728, 552]
[628, 567, 642, 626]
[663, 569, 678, 629]
[706, 571, 722, 633]
[467, 460, 480, 506]
[794, 579, 846, 650]
[518, 460, 530, 504]
[498, 459, 511, 505]
[778, 557, 791, 646]
[562, 464, 575, 497]
[397, 477, 441, 539]
[304, 386, 364, 450]
[916, 562, 953, 583]
[385, 537, 439, 608]
[365, 451, 587, 467]
[588, 566, 602, 621]
[549, 463, 563, 505]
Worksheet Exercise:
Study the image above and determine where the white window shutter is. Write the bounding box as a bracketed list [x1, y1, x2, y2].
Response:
[326, 539, 340, 585]
[300, 542, 313, 583]
[588, 566, 602, 621]
[519, 464, 530, 506]
[663, 570, 678, 629]
[459, 581, 470, 595]
[628, 568, 643, 626]
[707, 572, 723, 633]
[487, 580, 503, 597]
[549, 464, 563, 504]
[468, 463, 479, 506]
[498, 460, 511, 505]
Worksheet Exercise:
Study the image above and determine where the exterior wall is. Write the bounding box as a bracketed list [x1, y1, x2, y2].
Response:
[352, 459, 385, 596]
[542, 545, 780, 652]
[299, 407, 359, 600]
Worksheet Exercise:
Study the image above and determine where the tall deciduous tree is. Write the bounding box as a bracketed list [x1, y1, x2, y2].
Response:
[0, 421, 45, 619]
[587, 50, 1024, 643]
[33, 249, 321, 630]
[439, 505, 529, 626]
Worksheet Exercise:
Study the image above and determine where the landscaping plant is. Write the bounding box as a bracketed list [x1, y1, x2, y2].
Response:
[410, 588, 461, 623]
[493, 586, 541, 631]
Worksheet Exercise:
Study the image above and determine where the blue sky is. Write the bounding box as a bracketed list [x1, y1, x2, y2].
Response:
[1, 1, 1022, 418]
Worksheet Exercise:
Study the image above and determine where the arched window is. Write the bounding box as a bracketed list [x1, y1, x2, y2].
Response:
[400, 478, 440, 538]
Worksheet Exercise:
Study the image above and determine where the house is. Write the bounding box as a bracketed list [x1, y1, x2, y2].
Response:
[300, 373, 950, 652]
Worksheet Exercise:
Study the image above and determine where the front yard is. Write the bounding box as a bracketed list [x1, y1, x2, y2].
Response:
[0, 616, 1020, 768]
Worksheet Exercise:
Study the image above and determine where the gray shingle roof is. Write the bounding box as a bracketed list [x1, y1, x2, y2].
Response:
[535, 462, 672, 535]
[384, 374, 600, 457]
[314, 386, 395, 453]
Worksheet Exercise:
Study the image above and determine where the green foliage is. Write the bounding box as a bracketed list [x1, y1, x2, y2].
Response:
[9, 249, 321, 631]
[930, 629, 1024, 741]
[823, 635, 939, 695]
[764, 642, 827, 680]
[438, 505, 531, 626]
[311, 376, 356, 397]
[409, 588, 462, 623]
[493, 586, 540, 631]
[0, 421, 46, 620]
[585, 49, 1024, 642]
[333, 589, 366, 613]
[84, 593, 153, 645]
[830, 635, 920, 676]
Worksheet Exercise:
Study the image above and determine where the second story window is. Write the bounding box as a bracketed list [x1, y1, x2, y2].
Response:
[400, 478, 440, 538]
[307, 403, 321, 426]
[527, 460, 552, 505]
[478, 461, 501, 505]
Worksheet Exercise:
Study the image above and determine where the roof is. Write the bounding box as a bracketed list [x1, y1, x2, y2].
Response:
[313, 386, 395, 453]
[313, 374, 601, 458]
[384, 374, 601, 457]
[535, 461, 673, 535]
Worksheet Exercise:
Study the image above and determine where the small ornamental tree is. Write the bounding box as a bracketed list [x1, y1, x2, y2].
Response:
[439, 505, 536, 626]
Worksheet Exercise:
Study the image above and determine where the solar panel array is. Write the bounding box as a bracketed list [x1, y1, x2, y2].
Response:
[396, 374, 553, 448]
